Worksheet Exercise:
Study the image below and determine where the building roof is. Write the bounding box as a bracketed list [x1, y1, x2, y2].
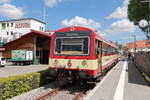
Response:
[4, 30, 51, 46]
[127, 40, 150, 49]
[0, 18, 46, 24]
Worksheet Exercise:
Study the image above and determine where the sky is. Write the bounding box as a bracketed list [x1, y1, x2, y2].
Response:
[0, 0, 146, 44]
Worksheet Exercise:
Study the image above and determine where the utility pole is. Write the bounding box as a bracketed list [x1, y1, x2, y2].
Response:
[43, 7, 46, 23]
[132, 35, 136, 53]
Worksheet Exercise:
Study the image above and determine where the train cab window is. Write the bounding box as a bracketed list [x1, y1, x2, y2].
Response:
[55, 37, 89, 55]
[96, 40, 102, 55]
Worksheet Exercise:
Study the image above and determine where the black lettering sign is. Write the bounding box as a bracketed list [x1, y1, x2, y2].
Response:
[15, 23, 30, 28]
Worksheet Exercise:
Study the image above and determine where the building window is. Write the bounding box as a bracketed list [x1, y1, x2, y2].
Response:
[39, 26, 41, 31]
[11, 23, 13, 27]
[2, 23, 6, 29]
[7, 23, 9, 27]
[7, 32, 9, 35]
[39, 26, 44, 31]
[11, 31, 13, 35]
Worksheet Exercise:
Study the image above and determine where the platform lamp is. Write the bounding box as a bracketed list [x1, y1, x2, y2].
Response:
[139, 19, 150, 43]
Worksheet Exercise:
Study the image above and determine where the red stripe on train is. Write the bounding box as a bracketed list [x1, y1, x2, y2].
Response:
[49, 54, 118, 60]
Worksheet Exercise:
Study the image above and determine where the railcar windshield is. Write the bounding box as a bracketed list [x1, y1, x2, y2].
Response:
[54, 37, 90, 55]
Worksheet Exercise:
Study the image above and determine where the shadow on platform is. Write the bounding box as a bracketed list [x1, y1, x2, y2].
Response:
[127, 60, 148, 86]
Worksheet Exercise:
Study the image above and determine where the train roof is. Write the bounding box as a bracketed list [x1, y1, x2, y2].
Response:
[55, 26, 118, 49]
[55, 26, 92, 32]
[95, 34, 118, 48]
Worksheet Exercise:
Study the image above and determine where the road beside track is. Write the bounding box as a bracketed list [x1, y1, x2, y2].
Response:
[0, 64, 48, 78]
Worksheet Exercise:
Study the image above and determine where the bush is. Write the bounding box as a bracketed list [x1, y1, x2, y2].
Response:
[38, 69, 50, 86]
[0, 69, 49, 100]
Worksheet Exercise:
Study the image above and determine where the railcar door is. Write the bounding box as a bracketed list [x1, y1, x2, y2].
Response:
[96, 40, 102, 74]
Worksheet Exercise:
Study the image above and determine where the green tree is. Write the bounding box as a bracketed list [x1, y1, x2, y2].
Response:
[128, 0, 149, 26]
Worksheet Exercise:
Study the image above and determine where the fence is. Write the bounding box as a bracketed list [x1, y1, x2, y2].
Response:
[134, 52, 150, 77]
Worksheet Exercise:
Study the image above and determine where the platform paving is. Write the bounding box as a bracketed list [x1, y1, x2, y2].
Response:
[124, 61, 150, 100]
[0, 64, 49, 78]
[84, 60, 150, 100]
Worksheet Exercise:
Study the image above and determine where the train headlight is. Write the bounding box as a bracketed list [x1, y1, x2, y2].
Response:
[54, 59, 58, 66]
[81, 60, 87, 66]
[67, 60, 72, 68]
[67, 62, 72, 68]
[81, 60, 88, 67]
[70, 27, 75, 31]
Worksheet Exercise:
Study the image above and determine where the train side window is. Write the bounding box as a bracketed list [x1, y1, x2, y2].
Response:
[102, 42, 106, 55]
[102, 43, 105, 55]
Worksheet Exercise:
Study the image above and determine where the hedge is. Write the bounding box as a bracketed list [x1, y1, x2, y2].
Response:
[0, 69, 50, 100]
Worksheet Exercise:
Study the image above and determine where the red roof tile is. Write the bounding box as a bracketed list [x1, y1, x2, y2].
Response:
[127, 40, 150, 49]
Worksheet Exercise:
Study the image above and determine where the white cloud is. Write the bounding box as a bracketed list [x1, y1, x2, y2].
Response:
[97, 30, 106, 37]
[44, 0, 62, 8]
[0, 0, 10, 4]
[106, 0, 130, 19]
[105, 19, 137, 33]
[106, 6, 127, 19]
[105, 0, 136, 34]
[121, 35, 146, 41]
[0, 3, 24, 19]
[61, 16, 101, 30]
[123, 0, 130, 6]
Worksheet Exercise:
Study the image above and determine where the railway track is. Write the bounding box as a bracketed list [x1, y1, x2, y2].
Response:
[35, 82, 95, 100]
[72, 83, 95, 100]
[35, 80, 69, 100]
[35, 88, 60, 100]
[34, 64, 112, 100]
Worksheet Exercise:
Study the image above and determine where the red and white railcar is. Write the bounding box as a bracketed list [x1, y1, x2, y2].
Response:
[49, 26, 119, 82]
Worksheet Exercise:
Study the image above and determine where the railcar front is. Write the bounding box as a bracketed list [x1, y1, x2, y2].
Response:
[48, 27, 98, 82]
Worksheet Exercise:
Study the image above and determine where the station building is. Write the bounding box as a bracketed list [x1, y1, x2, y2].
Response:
[3, 30, 51, 64]
[0, 18, 46, 58]
[0, 18, 45, 43]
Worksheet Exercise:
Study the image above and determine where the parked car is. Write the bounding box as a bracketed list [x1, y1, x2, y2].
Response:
[0, 57, 6, 67]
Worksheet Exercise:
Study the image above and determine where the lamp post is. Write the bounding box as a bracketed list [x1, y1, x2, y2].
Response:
[132, 35, 136, 53]
[139, 19, 150, 43]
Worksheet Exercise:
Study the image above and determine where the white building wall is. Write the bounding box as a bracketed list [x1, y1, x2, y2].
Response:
[30, 20, 45, 32]
[130, 48, 150, 52]
[0, 18, 45, 43]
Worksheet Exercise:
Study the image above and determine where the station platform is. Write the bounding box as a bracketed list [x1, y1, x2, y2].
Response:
[84, 60, 150, 100]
